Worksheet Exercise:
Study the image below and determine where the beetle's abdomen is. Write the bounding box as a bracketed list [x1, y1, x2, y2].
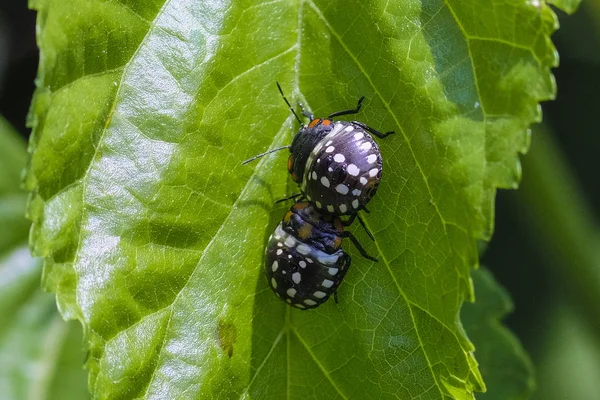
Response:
[265, 224, 350, 309]
[301, 121, 383, 215]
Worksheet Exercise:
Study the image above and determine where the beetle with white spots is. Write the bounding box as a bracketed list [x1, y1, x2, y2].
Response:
[265, 201, 377, 310]
[243, 83, 394, 219]
[264, 202, 348, 309]
[300, 120, 385, 216]
[243, 84, 393, 309]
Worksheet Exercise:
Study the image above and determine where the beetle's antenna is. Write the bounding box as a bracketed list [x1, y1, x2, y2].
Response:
[242, 145, 291, 165]
[276, 82, 303, 125]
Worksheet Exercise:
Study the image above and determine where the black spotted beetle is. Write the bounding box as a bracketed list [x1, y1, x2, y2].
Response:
[243, 83, 393, 309]
[243, 83, 394, 221]
[265, 201, 377, 309]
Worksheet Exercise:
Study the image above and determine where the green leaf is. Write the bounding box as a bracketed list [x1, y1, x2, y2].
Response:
[26, 0, 575, 398]
[0, 250, 89, 400]
[0, 116, 30, 256]
[0, 116, 28, 195]
[0, 117, 89, 400]
[461, 268, 535, 400]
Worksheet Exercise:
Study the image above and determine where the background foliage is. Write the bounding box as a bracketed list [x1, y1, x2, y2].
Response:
[1, 0, 598, 399]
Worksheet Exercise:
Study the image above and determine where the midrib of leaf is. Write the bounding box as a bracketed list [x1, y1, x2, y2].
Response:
[70, 0, 171, 327]
[305, 0, 451, 235]
[74, 1, 298, 393]
[291, 326, 349, 399]
[67, 0, 229, 390]
[52, 0, 301, 394]
[139, 116, 295, 395]
[78, 7, 300, 396]
[232, 1, 476, 398]
[302, 0, 473, 396]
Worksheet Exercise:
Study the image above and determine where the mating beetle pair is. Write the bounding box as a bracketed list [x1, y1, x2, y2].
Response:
[243, 84, 393, 309]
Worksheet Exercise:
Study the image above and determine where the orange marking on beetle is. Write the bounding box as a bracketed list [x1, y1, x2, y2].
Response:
[322, 119, 332, 126]
[293, 202, 309, 210]
[287, 155, 294, 173]
[297, 223, 313, 240]
[283, 211, 293, 223]
[308, 119, 321, 128]
[332, 237, 343, 249]
[333, 218, 344, 233]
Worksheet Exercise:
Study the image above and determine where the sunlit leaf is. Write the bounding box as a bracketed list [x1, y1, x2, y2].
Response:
[26, 0, 575, 398]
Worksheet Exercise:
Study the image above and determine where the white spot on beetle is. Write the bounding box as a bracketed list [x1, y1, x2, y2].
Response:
[360, 177, 368, 185]
[292, 272, 302, 284]
[321, 176, 330, 188]
[345, 125, 354, 132]
[334, 153, 345, 163]
[297, 244, 311, 255]
[304, 299, 317, 306]
[306, 258, 314, 263]
[347, 164, 360, 176]
[295, 303, 306, 309]
[287, 288, 297, 298]
[369, 168, 379, 177]
[325, 146, 335, 153]
[272, 261, 279, 271]
[339, 204, 347, 213]
[313, 291, 327, 298]
[316, 201, 322, 209]
[325, 140, 333, 146]
[352, 189, 361, 196]
[328, 268, 339, 275]
[336, 184, 349, 195]
[330, 123, 345, 136]
[327, 205, 334, 213]
[352, 199, 359, 209]
[271, 278, 277, 289]
[322, 279, 334, 288]
[299, 260, 307, 268]
[284, 236, 296, 247]
[276, 249, 283, 255]
[360, 141, 372, 151]
[311, 171, 317, 180]
[354, 131, 364, 140]
[367, 154, 377, 164]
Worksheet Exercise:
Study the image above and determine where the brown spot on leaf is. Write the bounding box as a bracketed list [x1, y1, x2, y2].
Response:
[217, 319, 237, 358]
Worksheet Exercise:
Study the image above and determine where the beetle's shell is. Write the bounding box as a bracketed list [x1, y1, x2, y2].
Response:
[265, 225, 350, 309]
[300, 121, 383, 215]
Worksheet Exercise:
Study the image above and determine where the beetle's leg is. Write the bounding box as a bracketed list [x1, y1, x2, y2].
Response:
[350, 120, 394, 138]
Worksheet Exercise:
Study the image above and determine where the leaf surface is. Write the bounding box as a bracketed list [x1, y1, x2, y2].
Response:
[26, 0, 571, 398]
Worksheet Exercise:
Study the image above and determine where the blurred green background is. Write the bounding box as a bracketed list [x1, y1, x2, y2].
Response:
[0, 2, 598, 399]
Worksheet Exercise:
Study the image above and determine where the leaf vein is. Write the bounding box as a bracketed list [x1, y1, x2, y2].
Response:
[291, 327, 349, 400]
[306, 0, 450, 235]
